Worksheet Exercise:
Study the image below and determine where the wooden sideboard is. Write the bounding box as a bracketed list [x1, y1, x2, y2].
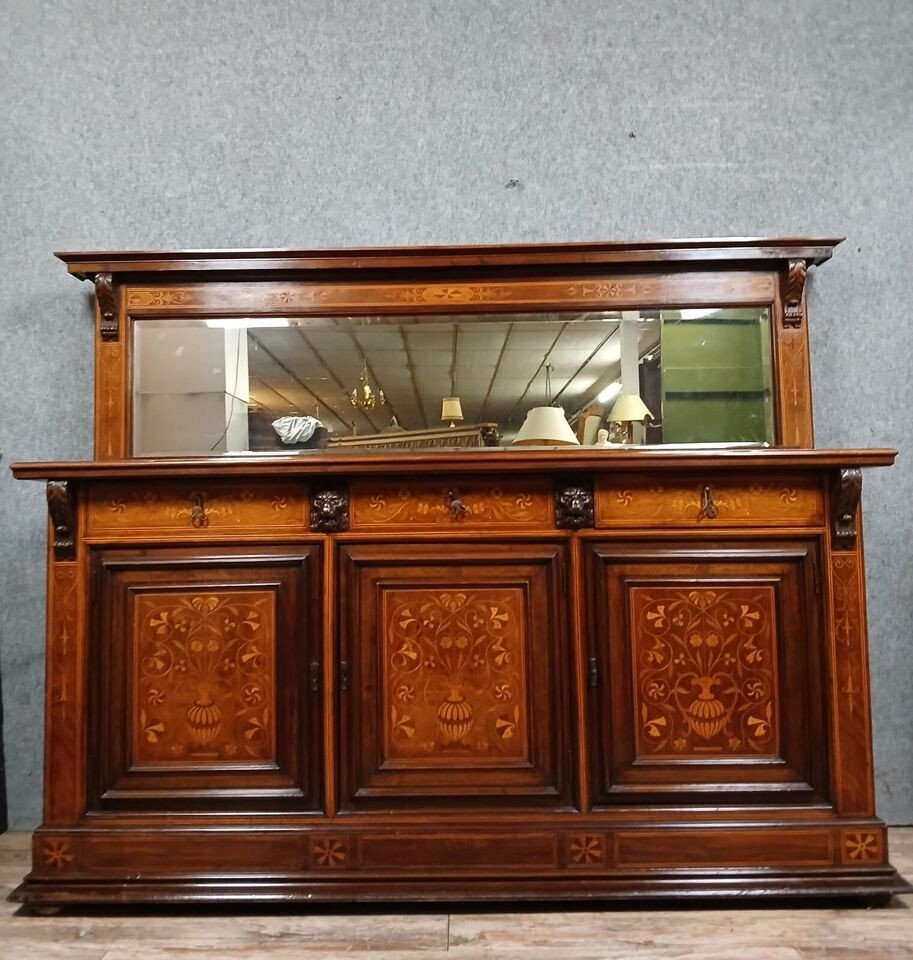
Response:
[9, 239, 910, 906]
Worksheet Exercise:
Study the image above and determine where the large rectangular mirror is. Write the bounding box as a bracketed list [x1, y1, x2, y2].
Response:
[131, 307, 773, 456]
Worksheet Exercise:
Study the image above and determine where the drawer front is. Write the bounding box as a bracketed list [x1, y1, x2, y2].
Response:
[594, 474, 823, 528]
[87, 480, 308, 537]
[349, 477, 553, 530]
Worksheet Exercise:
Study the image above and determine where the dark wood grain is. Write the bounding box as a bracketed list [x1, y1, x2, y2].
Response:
[10, 237, 907, 907]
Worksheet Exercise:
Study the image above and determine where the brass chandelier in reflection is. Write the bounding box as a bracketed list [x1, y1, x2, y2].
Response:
[348, 360, 386, 410]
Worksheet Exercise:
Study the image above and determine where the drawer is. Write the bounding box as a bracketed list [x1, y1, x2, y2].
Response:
[594, 474, 824, 528]
[86, 480, 308, 538]
[349, 477, 553, 530]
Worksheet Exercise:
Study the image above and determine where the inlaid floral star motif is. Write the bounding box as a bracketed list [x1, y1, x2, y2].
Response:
[42, 840, 74, 870]
[844, 832, 880, 861]
[569, 835, 604, 865]
[313, 838, 347, 867]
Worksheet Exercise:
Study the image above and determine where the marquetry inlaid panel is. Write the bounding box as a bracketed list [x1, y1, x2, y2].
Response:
[594, 474, 823, 527]
[339, 542, 570, 809]
[587, 541, 827, 807]
[88, 545, 322, 812]
[630, 586, 779, 758]
[349, 478, 552, 529]
[829, 554, 875, 815]
[382, 588, 528, 765]
[87, 480, 308, 537]
[123, 272, 777, 314]
[95, 341, 126, 460]
[46, 563, 85, 823]
[132, 590, 276, 765]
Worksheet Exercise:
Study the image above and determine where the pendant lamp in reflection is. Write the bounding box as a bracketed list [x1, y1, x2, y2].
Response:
[512, 362, 580, 446]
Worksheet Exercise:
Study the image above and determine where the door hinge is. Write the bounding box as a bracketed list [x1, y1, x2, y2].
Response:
[339, 660, 351, 692]
[309, 661, 321, 693]
[587, 657, 599, 689]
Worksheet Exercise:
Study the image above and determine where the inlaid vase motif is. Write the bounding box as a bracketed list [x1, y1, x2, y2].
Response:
[632, 586, 778, 757]
[385, 588, 527, 762]
[134, 591, 275, 763]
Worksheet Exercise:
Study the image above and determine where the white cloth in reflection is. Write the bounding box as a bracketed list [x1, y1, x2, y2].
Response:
[271, 415, 323, 444]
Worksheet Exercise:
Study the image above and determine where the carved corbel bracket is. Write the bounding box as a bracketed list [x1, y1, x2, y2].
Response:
[46, 480, 76, 561]
[554, 480, 595, 530]
[783, 259, 807, 329]
[91, 272, 119, 342]
[310, 485, 349, 533]
[832, 467, 862, 549]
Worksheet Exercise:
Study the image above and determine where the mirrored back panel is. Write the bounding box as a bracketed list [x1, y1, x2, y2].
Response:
[132, 307, 773, 456]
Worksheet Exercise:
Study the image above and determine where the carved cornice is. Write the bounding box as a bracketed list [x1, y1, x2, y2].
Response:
[783, 259, 807, 329]
[554, 481, 594, 530]
[310, 486, 349, 533]
[92, 272, 119, 342]
[832, 468, 862, 549]
[46, 480, 76, 561]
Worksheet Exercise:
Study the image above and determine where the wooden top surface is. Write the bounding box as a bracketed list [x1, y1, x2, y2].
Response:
[10, 447, 896, 480]
[55, 237, 844, 278]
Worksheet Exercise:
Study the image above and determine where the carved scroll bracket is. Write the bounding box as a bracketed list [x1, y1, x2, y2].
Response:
[310, 485, 349, 533]
[46, 480, 76, 561]
[832, 467, 862, 549]
[554, 479, 594, 530]
[783, 259, 807, 329]
[91, 272, 119, 342]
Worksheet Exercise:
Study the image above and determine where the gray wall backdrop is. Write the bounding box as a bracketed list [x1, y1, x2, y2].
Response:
[1, 0, 911, 828]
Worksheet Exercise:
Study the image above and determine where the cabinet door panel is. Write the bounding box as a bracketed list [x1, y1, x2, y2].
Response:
[89, 545, 322, 812]
[338, 542, 573, 811]
[586, 540, 828, 807]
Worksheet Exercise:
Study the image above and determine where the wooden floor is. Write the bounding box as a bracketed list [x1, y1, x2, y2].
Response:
[0, 830, 911, 960]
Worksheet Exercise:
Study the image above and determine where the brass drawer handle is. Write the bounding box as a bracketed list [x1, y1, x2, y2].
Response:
[698, 486, 719, 521]
[189, 492, 209, 528]
[446, 490, 469, 520]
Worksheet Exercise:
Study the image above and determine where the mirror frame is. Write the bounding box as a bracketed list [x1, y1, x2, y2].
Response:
[56, 237, 840, 459]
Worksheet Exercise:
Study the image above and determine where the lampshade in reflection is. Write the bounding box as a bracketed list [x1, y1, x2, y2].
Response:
[440, 396, 464, 428]
[512, 406, 580, 446]
[608, 393, 653, 423]
[607, 393, 653, 445]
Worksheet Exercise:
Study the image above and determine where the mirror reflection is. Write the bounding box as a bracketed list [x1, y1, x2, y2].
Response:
[132, 308, 773, 455]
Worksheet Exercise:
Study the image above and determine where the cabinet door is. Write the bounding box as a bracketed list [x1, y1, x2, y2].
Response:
[338, 542, 573, 811]
[89, 545, 322, 812]
[585, 540, 828, 807]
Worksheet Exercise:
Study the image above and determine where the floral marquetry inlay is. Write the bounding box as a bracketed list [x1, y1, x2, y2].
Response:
[842, 831, 882, 863]
[352, 481, 550, 527]
[41, 839, 74, 870]
[630, 586, 780, 758]
[382, 589, 528, 764]
[132, 591, 276, 764]
[87, 482, 307, 534]
[567, 834, 606, 867]
[595, 478, 822, 527]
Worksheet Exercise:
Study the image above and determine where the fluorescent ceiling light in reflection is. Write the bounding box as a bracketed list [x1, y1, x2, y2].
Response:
[204, 318, 291, 329]
[676, 308, 720, 320]
[597, 381, 622, 404]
